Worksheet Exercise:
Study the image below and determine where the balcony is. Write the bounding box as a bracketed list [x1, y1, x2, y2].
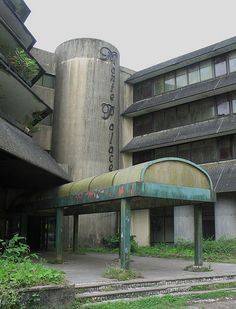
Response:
[7, 0, 30, 23]
[0, 59, 51, 132]
[0, 0, 36, 49]
[0, 18, 43, 86]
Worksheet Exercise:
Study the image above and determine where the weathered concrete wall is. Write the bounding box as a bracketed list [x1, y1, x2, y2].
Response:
[52, 39, 120, 245]
[131, 209, 150, 245]
[78, 213, 117, 247]
[119, 66, 134, 169]
[215, 193, 236, 239]
[31, 48, 56, 151]
[52, 38, 120, 179]
[32, 124, 52, 151]
[31, 48, 56, 75]
[20, 285, 75, 309]
[174, 205, 194, 242]
[32, 85, 55, 109]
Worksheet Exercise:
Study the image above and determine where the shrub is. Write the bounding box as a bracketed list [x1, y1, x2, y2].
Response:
[102, 233, 139, 253]
[0, 234, 31, 262]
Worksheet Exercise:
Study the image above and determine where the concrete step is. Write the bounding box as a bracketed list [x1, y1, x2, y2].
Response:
[75, 274, 236, 293]
[76, 277, 236, 303]
[81, 287, 236, 308]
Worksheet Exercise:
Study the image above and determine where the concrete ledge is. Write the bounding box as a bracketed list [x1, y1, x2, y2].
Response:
[20, 284, 75, 308]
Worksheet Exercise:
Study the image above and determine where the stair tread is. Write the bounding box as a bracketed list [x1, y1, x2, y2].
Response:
[77, 279, 236, 298]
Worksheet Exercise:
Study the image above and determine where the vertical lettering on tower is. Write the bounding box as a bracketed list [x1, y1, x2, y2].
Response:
[99, 47, 118, 171]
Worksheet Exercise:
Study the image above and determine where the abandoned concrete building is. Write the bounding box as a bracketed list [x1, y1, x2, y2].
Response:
[0, 0, 235, 254]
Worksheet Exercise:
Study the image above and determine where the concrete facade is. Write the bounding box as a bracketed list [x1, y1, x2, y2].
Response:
[215, 194, 236, 239]
[174, 206, 194, 242]
[30, 36, 236, 248]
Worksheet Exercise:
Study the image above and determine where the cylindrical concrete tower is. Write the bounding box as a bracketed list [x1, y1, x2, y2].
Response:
[52, 38, 120, 180]
[51, 39, 120, 246]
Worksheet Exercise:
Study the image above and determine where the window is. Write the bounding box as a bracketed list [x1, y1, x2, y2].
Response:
[176, 69, 188, 88]
[133, 150, 154, 165]
[232, 93, 236, 113]
[191, 140, 206, 163]
[133, 114, 153, 136]
[229, 52, 236, 73]
[164, 73, 175, 91]
[216, 96, 230, 116]
[214, 57, 227, 77]
[200, 60, 213, 81]
[154, 77, 164, 95]
[218, 136, 232, 160]
[199, 99, 215, 121]
[188, 64, 200, 84]
[178, 143, 191, 161]
[155, 110, 166, 131]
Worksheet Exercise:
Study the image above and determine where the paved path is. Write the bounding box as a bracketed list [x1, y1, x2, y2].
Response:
[42, 252, 236, 284]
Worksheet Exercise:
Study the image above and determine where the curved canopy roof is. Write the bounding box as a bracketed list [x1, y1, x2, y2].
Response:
[16, 158, 215, 215]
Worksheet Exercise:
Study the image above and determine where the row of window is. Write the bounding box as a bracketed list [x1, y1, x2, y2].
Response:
[36, 74, 55, 89]
[133, 135, 236, 165]
[133, 92, 236, 137]
[133, 51, 236, 102]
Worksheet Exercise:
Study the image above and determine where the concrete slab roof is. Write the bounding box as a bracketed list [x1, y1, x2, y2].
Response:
[126, 36, 236, 84]
[122, 115, 236, 153]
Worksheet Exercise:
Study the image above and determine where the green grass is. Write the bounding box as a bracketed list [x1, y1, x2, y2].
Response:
[190, 281, 236, 291]
[103, 266, 143, 281]
[73, 290, 236, 309]
[20, 290, 236, 309]
[0, 258, 65, 288]
[81, 238, 236, 263]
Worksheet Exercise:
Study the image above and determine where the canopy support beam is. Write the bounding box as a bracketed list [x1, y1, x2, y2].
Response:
[120, 199, 131, 269]
[73, 215, 79, 253]
[194, 204, 203, 266]
[56, 207, 64, 263]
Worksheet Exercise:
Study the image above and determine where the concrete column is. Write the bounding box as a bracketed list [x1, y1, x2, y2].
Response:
[52, 39, 120, 246]
[120, 199, 131, 269]
[174, 205, 194, 242]
[131, 209, 150, 245]
[215, 194, 236, 239]
[56, 208, 63, 263]
[73, 215, 79, 253]
[194, 205, 203, 266]
[20, 214, 28, 239]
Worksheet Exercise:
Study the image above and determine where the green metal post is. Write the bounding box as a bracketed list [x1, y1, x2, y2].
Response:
[73, 215, 79, 253]
[194, 204, 203, 266]
[120, 199, 131, 269]
[56, 208, 64, 263]
[20, 214, 28, 239]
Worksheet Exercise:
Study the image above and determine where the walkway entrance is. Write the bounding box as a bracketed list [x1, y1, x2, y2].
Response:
[15, 158, 215, 269]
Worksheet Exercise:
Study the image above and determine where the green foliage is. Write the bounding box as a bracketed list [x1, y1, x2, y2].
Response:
[8, 48, 39, 81]
[80, 294, 186, 309]
[103, 266, 143, 281]
[0, 234, 65, 309]
[0, 259, 64, 288]
[0, 234, 30, 262]
[134, 238, 236, 263]
[0, 288, 19, 309]
[102, 233, 119, 249]
[102, 233, 139, 253]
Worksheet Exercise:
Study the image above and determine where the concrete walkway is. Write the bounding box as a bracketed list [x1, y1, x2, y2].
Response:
[42, 252, 236, 285]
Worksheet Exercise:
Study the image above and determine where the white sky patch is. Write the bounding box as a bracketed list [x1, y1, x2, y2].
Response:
[25, 0, 236, 71]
